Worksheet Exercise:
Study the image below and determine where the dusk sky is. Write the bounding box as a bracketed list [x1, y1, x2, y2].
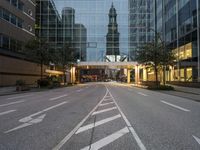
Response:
[54, 0, 129, 61]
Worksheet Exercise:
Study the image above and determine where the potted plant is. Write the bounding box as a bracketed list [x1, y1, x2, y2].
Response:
[16, 80, 26, 91]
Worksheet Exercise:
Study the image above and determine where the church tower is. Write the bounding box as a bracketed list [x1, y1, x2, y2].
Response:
[106, 3, 120, 62]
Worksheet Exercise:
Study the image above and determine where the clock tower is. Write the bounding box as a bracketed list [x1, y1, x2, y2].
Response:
[106, 3, 120, 62]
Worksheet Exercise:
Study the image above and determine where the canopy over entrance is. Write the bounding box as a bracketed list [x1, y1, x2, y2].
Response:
[76, 61, 139, 84]
[77, 61, 138, 69]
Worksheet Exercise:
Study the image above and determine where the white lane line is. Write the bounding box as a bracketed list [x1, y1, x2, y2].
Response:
[99, 102, 114, 106]
[161, 100, 190, 112]
[137, 92, 148, 97]
[0, 100, 25, 107]
[81, 127, 129, 150]
[52, 89, 108, 150]
[92, 107, 117, 116]
[7, 94, 32, 100]
[0, 110, 16, 116]
[193, 135, 200, 145]
[108, 87, 147, 150]
[76, 89, 83, 92]
[76, 114, 121, 134]
[49, 94, 68, 101]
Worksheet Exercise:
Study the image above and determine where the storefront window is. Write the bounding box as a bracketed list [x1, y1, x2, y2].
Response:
[186, 68, 192, 81]
[180, 68, 185, 81]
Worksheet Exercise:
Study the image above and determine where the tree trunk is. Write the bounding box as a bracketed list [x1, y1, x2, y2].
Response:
[154, 65, 159, 88]
[163, 66, 166, 86]
[63, 65, 66, 85]
[40, 61, 43, 80]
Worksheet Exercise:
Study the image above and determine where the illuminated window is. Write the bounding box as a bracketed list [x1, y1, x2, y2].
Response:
[185, 43, 192, 58]
[186, 68, 192, 82]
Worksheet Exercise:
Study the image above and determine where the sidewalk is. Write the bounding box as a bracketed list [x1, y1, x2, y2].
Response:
[0, 86, 38, 96]
[0, 86, 18, 96]
[171, 85, 200, 95]
[131, 83, 200, 101]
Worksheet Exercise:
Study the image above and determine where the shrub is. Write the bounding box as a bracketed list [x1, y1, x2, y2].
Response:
[16, 80, 26, 86]
[148, 85, 174, 90]
[37, 79, 49, 87]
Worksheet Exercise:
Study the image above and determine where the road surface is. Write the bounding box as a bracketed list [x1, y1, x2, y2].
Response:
[0, 82, 200, 150]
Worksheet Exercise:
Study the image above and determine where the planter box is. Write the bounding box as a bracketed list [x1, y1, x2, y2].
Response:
[141, 81, 160, 87]
[16, 86, 30, 91]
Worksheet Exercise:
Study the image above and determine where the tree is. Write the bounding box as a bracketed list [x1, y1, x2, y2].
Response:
[135, 33, 175, 87]
[24, 38, 52, 79]
[56, 43, 77, 84]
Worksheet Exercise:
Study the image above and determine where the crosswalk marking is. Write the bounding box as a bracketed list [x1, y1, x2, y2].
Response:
[99, 102, 114, 106]
[103, 98, 113, 101]
[76, 114, 121, 134]
[81, 127, 129, 150]
[193, 135, 200, 145]
[92, 107, 117, 116]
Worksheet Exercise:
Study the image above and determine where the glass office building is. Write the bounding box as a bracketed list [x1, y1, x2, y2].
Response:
[128, 0, 154, 61]
[36, 0, 63, 55]
[156, 0, 200, 82]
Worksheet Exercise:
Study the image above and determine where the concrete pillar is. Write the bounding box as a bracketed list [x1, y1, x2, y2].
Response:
[70, 67, 76, 83]
[135, 65, 139, 84]
[127, 69, 131, 83]
[143, 67, 147, 81]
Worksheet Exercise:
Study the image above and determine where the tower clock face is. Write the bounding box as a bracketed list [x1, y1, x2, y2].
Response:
[112, 25, 116, 30]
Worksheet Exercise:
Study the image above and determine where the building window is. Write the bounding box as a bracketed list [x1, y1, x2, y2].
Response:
[0, 34, 2, 48]
[11, 14, 17, 25]
[11, 0, 17, 7]
[10, 38, 17, 51]
[0, 8, 2, 18]
[17, 19, 23, 28]
[3, 9, 10, 21]
[2, 35, 10, 49]
[18, 1, 24, 11]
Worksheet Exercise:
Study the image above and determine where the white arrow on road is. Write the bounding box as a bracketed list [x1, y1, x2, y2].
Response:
[5, 114, 46, 133]
[193, 135, 200, 145]
[5, 101, 67, 133]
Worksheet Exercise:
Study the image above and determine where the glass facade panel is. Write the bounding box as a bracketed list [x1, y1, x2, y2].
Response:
[36, 0, 129, 62]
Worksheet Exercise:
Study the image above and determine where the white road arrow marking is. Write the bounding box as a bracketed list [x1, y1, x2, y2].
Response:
[5, 114, 46, 133]
[193, 135, 200, 145]
[5, 101, 67, 133]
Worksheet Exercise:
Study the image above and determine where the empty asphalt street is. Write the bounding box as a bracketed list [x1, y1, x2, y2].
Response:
[0, 82, 200, 150]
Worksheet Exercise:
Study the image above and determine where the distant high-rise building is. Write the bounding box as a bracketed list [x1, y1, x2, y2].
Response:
[62, 7, 75, 44]
[74, 24, 87, 61]
[128, 0, 154, 61]
[106, 3, 120, 62]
